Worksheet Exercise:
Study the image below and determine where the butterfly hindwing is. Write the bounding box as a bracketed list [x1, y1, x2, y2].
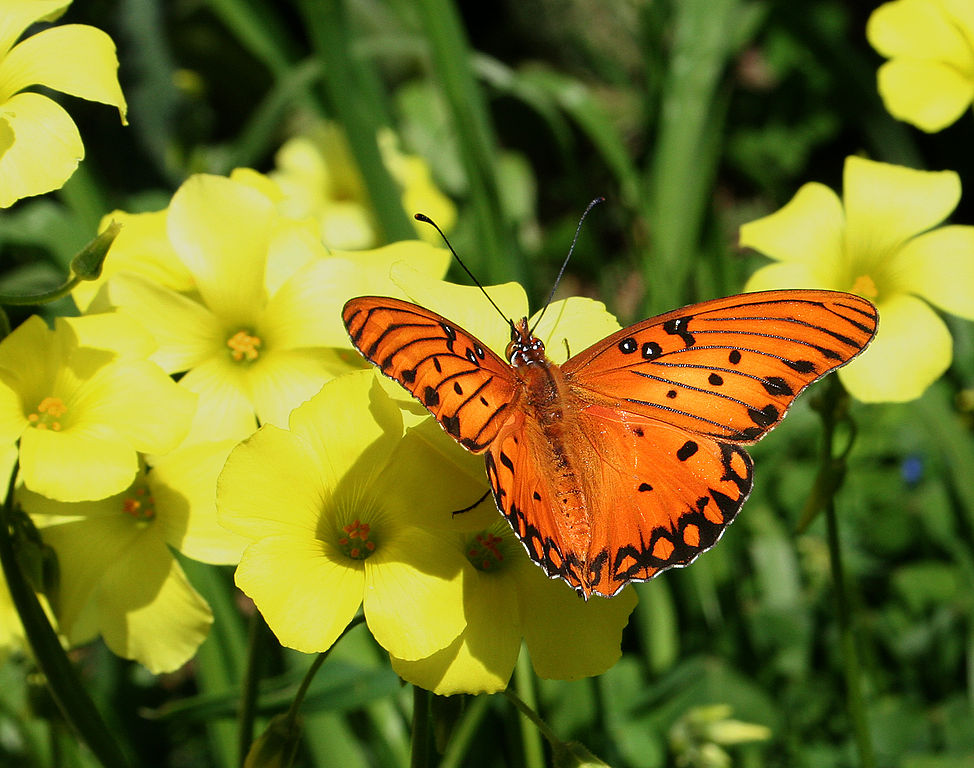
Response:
[485, 400, 754, 598]
[563, 290, 878, 443]
[343, 297, 518, 452]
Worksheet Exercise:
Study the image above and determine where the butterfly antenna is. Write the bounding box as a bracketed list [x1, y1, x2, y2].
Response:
[414, 213, 514, 331]
[529, 196, 604, 335]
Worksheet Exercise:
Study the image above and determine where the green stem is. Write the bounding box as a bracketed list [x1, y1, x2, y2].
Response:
[0, 276, 82, 307]
[237, 611, 264, 766]
[0, 459, 131, 768]
[410, 686, 432, 768]
[284, 614, 366, 727]
[501, 687, 558, 747]
[512, 650, 545, 768]
[815, 378, 875, 768]
[296, 0, 415, 243]
[412, 0, 522, 286]
[438, 694, 491, 768]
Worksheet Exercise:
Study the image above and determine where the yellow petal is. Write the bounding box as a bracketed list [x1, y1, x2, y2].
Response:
[245, 349, 342, 428]
[0, 92, 81, 207]
[743, 262, 835, 292]
[886, 225, 974, 319]
[390, 571, 520, 695]
[363, 529, 468, 660]
[106, 273, 222, 373]
[19, 424, 138, 502]
[178, 359, 257, 444]
[95, 535, 211, 673]
[57, 313, 155, 360]
[263, 218, 327, 295]
[0, 0, 69, 58]
[531, 297, 621, 365]
[739, 182, 845, 269]
[520, 572, 637, 679]
[74, 359, 196, 454]
[843, 157, 960, 267]
[235, 534, 365, 653]
[0, 25, 126, 122]
[839, 293, 952, 402]
[330, 241, 452, 279]
[866, 0, 974, 68]
[286, 371, 402, 488]
[217, 425, 324, 539]
[876, 59, 974, 132]
[150, 439, 250, 564]
[167, 175, 272, 324]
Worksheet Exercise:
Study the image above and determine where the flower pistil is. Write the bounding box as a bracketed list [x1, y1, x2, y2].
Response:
[27, 397, 68, 431]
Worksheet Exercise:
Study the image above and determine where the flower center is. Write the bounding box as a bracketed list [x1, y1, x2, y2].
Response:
[466, 532, 504, 572]
[338, 519, 376, 560]
[850, 274, 879, 299]
[121, 482, 155, 524]
[27, 397, 67, 431]
[227, 330, 262, 363]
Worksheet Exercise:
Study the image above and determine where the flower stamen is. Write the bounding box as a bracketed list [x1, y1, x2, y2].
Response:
[122, 483, 155, 523]
[339, 519, 376, 560]
[850, 274, 879, 299]
[28, 396, 68, 431]
[227, 330, 262, 363]
[466, 532, 504, 572]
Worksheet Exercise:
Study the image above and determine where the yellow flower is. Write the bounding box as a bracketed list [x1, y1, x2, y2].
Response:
[0, 314, 196, 501]
[99, 173, 450, 443]
[270, 122, 455, 249]
[742, 156, 974, 402]
[0, 0, 127, 207]
[867, 0, 974, 132]
[16, 440, 242, 673]
[218, 370, 481, 659]
[390, 515, 637, 695]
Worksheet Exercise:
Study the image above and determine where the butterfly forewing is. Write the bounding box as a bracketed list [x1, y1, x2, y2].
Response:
[563, 290, 878, 443]
[343, 297, 518, 452]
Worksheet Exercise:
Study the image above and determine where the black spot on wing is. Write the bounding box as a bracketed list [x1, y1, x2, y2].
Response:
[762, 376, 793, 396]
[663, 316, 695, 347]
[747, 403, 779, 428]
[423, 386, 440, 407]
[677, 440, 698, 461]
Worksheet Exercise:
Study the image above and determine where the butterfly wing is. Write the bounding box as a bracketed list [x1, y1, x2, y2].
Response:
[343, 297, 518, 452]
[562, 290, 878, 442]
[486, 401, 753, 598]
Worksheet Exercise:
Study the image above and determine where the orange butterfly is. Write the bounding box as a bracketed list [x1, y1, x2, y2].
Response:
[342, 290, 877, 598]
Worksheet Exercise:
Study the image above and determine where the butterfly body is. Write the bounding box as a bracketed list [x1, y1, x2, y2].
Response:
[343, 290, 878, 598]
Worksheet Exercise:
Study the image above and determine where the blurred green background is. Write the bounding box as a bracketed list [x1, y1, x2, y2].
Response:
[2, 1, 973, 766]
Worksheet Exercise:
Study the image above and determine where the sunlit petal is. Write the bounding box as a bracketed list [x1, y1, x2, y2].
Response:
[886, 225, 974, 319]
[876, 60, 974, 132]
[839, 294, 952, 402]
[739, 182, 845, 269]
[0, 25, 126, 121]
[106, 273, 222, 373]
[19, 424, 137, 502]
[843, 157, 960, 264]
[235, 534, 364, 653]
[167, 175, 272, 324]
[0, 92, 81, 207]
[364, 529, 467, 660]
[217, 425, 324, 538]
